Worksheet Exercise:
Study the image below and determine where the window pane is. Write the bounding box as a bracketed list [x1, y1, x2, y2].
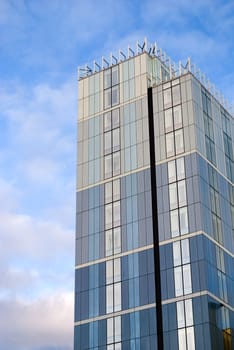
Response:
[174, 266, 183, 296]
[181, 239, 190, 264]
[105, 155, 112, 179]
[105, 182, 113, 204]
[107, 285, 113, 313]
[179, 207, 188, 235]
[113, 152, 120, 176]
[105, 204, 113, 229]
[105, 88, 112, 109]
[186, 327, 195, 350]
[178, 328, 186, 350]
[178, 180, 187, 207]
[168, 160, 176, 183]
[183, 264, 192, 294]
[171, 209, 180, 237]
[114, 258, 121, 283]
[177, 301, 185, 328]
[114, 283, 121, 311]
[115, 344, 121, 350]
[169, 183, 178, 209]
[105, 131, 112, 155]
[106, 260, 113, 284]
[166, 132, 175, 157]
[112, 86, 119, 106]
[173, 241, 181, 266]
[174, 105, 182, 129]
[115, 316, 121, 342]
[113, 201, 121, 227]
[175, 129, 184, 154]
[105, 229, 113, 256]
[176, 157, 185, 180]
[113, 128, 120, 152]
[107, 318, 114, 344]
[104, 69, 112, 89]
[112, 66, 119, 86]
[113, 227, 121, 254]
[104, 112, 112, 131]
[112, 109, 120, 129]
[163, 88, 172, 109]
[113, 179, 120, 201]
[185, 299, 193, 327]
[165, 108, 173, 132]
[172, 85, 181, 106]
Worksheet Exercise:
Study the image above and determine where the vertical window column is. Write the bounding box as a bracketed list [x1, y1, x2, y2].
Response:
[168, 157, 189, 237]
[104, 109, 121, 179]
[173, 239, 192, 297]
[163, 82, 184, 158]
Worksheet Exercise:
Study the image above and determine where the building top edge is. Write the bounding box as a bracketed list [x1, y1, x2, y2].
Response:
[78, 38, 233, 117]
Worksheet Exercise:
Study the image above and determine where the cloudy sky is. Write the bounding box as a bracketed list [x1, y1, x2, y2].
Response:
[0, 0, 233, 349]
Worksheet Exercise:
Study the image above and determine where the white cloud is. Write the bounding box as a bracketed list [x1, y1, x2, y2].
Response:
[0, 292, 73, 350]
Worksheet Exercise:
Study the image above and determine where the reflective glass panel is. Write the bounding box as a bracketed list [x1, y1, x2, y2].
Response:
[176, 157, 185, 180]
[114, 283, 121, 311]
[105, 204, 113, 229]
[169, 183, 178, 209]
[163, 89, 172, 109]
[112, 66, 119, 86]
[112, 86, 119, 106]
[105, 88, 112, 109]
[107, 285, 113, 313]
[171, 209, 180, 237]
[113, 179, 120, 201]
[112, 109, 120, 129]
[105, 155, 112, 179]
[186, 326, 195, 350]
[174, 266, 183, 296]
[113, 227, 121, 254]
[174, 105, 182, 129]
[115, 316, 121, 342]
[104, 112, 112, 131]
[172, 85, 181, 105]
[114, 258, 121, 283]
[105, 131, 112, 155]
[177, 301, 185, 328]
[175, 129, 184, 154]
[168, 160, 176, 183]
[105, 182, 113, 204]
[166, 132, 175, 157]
[106, 260, 113, 284]
[105, 229, 113, 256]
[179, 207, 188, 235]
[113, 128, 120, 152]
[178, 180, 187, 207]
[181, 239, 190, 264]
[104, 69, 112, 89]
[107, 317, 114, 344]
[113, 152, 120, 176]
[178, 328, 186, 350]
[173, 241, 181, 266]
[113, 201, 121, 227]
[183, 264, 192, 294]
[185, 299, 193, 327]
[165, 108, 173, 132]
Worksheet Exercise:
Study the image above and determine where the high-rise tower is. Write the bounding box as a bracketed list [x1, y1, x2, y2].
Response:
[75, 40, 234, 350]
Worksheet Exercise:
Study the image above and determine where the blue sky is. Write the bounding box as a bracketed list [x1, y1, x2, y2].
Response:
[0, 0, 233, 349]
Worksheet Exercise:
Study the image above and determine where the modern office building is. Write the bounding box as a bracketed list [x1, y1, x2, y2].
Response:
[75, 40, 234, 350]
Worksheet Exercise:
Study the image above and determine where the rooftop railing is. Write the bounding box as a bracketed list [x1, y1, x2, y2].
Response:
[78, 38, 233, 116]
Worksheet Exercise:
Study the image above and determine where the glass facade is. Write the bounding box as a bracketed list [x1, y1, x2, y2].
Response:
[76, 52, 234, 349]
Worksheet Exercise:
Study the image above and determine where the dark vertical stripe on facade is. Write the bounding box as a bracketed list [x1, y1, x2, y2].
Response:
[147, 87, 164, 350]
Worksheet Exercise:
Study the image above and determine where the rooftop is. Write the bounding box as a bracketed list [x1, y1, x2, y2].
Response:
[78, 38, 233, 117]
